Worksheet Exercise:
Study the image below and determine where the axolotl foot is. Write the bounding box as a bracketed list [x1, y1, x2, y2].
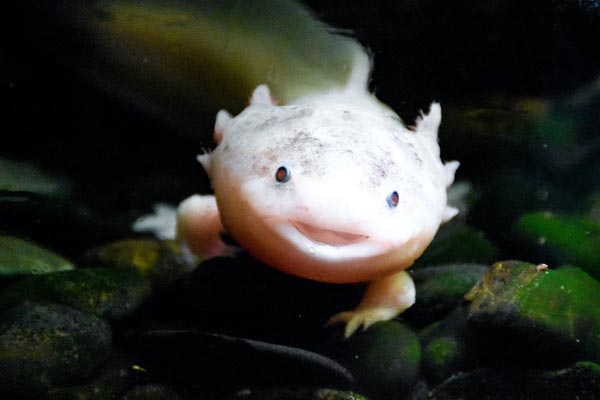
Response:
[177, 194, 239, 259]
[326, 270, 416, 338]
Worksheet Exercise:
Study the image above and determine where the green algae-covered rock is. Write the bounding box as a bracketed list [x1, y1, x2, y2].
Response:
[405, 263, 487, 326]
[415, 224, 498, 267]
[0, 302, 112, 397]
[419, 306, 470, 383]
[427, 362, 600, 400]
[0, 267, 151, 320]
[466, 260, 600, 364]
[0, 235, 74, 276]
[516, 211, 600, 280]
[82, 239, 193, 288]
[326, 321, 421, 399]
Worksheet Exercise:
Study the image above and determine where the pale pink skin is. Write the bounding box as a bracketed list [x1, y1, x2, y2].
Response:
[177, 85, 458, 337]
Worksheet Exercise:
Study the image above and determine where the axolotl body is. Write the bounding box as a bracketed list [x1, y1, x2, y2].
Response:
[176, 84, 459, 337]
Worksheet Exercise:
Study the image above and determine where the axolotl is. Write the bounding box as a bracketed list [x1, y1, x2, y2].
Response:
[174, 75, 459, 337]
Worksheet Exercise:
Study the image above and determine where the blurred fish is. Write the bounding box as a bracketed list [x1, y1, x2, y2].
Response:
[20, 0, 365, 135]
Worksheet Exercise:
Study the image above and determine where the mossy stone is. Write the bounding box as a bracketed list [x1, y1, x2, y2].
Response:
[0, 235, 74, 276]
[466, 260, 600, 365]
[516, 211, 600, 280]
[82, 239, 193, 288]
[0, 267, 151, 320]
[0, 302, 112, 397]
[419, 306, 470, 383]
[415, 224, 498, 267]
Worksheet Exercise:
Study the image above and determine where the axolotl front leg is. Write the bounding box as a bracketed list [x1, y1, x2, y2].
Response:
[176, 194, 238, 259]
[328, 270, 415, 337]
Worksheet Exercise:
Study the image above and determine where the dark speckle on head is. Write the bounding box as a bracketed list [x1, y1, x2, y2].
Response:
[240, 103, 427, 191]
[257, 107, 314, 131]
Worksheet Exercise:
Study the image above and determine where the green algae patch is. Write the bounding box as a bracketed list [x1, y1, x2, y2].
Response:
[0, 235, 74, 276]
[415, 224, 498, 267]
[0, 267, 151, 320]
[466, 260, 600, 363]
[419, 306, 470, 383]
[83, 239, 193, 288]
[516, 211, 600, 280]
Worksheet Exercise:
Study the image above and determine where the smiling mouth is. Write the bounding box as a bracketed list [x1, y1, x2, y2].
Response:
[290, 220, 369, 246]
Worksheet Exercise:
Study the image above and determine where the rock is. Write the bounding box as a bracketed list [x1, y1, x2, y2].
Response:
[224, 388, 368, 400]
[0, 267, 151, 320]
[414, 224, 498, 267]
[426, 362, 600, 400]
[418, 306, 470, 383]
[82, 239, 193, 289]
[121, 385, 184, 400]
[130, 329, 354, 392]
[324, 321, 421, 399]
[468, 169, 569, 255]
[0, 302, 112, 397]
[404, 263, 487, 326]
[465, 260, 600, 366]
[183, 256, 360, 347]
[47, 353, 144, 400]
[0, 235, 74, 276]
[121, 384, 184, 400]
[516, 211, 600, 280]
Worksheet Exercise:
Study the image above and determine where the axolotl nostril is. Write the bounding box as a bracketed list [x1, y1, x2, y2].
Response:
[176, 77, 459, 337]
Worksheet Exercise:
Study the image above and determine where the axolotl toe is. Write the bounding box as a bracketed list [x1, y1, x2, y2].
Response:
[177, 84, 459, 337]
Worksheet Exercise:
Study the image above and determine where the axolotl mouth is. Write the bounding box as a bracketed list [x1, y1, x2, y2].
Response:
[262, 217, 393, 263]
[290, 220, 369, 246]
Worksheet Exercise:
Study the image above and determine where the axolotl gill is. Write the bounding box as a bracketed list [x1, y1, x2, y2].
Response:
[175, 73, 459, 337]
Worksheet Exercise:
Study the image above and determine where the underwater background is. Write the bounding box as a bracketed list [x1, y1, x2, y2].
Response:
[2, 0, 600, 399]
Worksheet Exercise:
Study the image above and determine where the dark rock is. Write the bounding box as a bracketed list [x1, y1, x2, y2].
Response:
[47, 353, 144, 400]
[324, 321, 421, 399]
[0, 267, 151, 321]
[82, 239, 193, 289]
[466, 260, 600, 366]
[224, 387, 368, 400]
[426, 362, 600, 400]
[405, 263, 487, 326]
[183, 256, 361, 347]
[130, 329, 354, 393]
[121, 384, 183, 400]
[0, 235, 74, 276]
[0, 302, 112, 398]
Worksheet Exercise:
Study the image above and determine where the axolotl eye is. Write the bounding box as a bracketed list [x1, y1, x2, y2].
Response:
[387, 191, 399, 208]
[275, 166, 291, 183]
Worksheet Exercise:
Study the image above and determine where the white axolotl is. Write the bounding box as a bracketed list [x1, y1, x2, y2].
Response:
[173, 59, 459, 337]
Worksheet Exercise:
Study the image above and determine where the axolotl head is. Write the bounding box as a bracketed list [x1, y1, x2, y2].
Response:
[199, 85, 459, 284]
